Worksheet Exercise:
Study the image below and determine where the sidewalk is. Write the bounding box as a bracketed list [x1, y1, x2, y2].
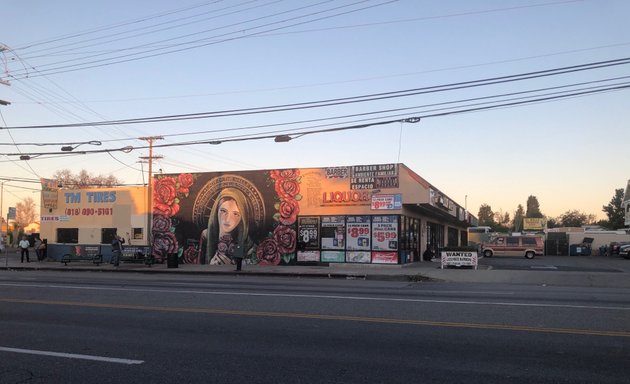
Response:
[0, 248, 629, 288]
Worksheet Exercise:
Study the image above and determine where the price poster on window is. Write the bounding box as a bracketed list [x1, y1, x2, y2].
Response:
[297, 250, 320, 262]
[298, 217, 320, 250]
[372, 215, 398, 251]
[321, 216, 345, 250]
[371, 251, 398, 264]
[346, 216, 371, 250]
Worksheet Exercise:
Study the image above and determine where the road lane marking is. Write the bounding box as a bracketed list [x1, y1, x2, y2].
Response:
[0, 346, 144, 365]
[0, 282, 628, 311]
[1, 298, 629, 338]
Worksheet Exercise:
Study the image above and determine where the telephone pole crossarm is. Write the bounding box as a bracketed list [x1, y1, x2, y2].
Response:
[139, 136, 164, 247]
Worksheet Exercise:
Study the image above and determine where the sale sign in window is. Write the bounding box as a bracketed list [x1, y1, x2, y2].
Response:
[346, 216, 371, 250]
[372, 215, 398, 251]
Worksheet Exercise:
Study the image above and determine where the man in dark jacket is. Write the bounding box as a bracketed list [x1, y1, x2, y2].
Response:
[111, 235, 125, 267]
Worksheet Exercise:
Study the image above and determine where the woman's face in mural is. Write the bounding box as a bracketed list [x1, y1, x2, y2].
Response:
[218, 198, 241, 234]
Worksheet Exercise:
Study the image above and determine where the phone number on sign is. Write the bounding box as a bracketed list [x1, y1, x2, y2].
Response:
[64, 208, 114, 216]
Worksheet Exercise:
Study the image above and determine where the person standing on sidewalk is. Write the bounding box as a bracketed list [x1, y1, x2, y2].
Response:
[34, 237, 42, 261]
[111, 234, 125, 267]
[19, 235, 31, 263]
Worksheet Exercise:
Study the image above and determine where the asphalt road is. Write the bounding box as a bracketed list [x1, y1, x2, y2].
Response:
[1, 271, 628, 383]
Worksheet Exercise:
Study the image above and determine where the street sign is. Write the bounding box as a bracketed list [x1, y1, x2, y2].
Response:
[7, 207, 16, 220]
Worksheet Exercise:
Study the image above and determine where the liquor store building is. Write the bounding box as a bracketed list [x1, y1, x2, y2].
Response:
[151, 163, 475, 265]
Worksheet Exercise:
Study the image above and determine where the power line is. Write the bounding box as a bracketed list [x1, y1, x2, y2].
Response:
[4, 56, 630, 130]
[5, 79, 630, 159]
[7, 1, 394, 79]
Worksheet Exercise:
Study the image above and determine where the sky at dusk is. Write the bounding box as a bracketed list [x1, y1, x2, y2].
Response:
[1, 0, 629, 222]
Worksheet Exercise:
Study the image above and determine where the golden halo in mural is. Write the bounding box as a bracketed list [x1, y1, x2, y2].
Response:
[192, 174, 266, 230]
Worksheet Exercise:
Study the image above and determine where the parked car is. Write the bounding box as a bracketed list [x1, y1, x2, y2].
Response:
[610, 241, 630, 255]
[481, 235, 544, 259]
[619, 244, 630, 259]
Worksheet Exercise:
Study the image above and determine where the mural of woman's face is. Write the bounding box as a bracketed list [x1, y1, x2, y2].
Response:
[218, 198, 241, 234]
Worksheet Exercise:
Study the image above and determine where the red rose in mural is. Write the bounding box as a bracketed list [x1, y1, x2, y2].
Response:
[270, 169, 300, 181]
[177, 173, 194, 194]
[182, 245, 200, 264]
[256, 238, 281, 265]
[154, 202, 180, 217]
[152, 231, 178, 263]
[274, 178, 300, 199]
[278, 198, 299, 225]
[152, 214, 172, 233]
[273, 225, 296, 254]
[154, 177, 178, 207]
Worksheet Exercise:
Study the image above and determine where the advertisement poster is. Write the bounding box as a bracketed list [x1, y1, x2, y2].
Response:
[440, 250, 478, 269]
[41, 178, 59, 209]
[297, 250, 320, 262]
[523, 218, 546, 231]
[372, 215, 398, 251]
[371, 251, 398, 264]
[298, 217, 320, 249]
[370, 194, 402, 210]
[346, 251, 371, 263]
[346, 216, 371, 250]
[321, 216, 345, 250]
[321, 251, 345, 263]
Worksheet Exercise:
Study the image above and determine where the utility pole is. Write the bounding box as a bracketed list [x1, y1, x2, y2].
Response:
[139, 136, 163, 247]
[0, 43, 11, 104]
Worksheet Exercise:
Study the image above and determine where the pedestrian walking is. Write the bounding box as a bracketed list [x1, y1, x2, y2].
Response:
[111, 234, 125, 267]
[19, 235, 31, 263]
[34, 237, 43, 261]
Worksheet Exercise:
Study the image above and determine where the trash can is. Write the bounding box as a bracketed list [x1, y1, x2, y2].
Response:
[167, 253, 178, 268]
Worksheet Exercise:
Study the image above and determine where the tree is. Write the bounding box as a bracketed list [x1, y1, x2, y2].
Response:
[513, 204, 524, 232]
[16, 197, 37, 237]
[546, 217, 559, 229]
[558, 210, 594, 227]
[493, 210, 511, 232]
[601, 188, 625, 229]
[477, 204, 495, 227]
[52, 169, 121, 189]
[525, 195, 543, 218]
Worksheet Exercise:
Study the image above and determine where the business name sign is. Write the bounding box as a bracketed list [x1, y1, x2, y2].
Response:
[440, 250, 478, 269]
[523, 218, 546, 231]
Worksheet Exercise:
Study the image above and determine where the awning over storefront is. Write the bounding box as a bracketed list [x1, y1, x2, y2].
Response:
[404, 203, 470, 228]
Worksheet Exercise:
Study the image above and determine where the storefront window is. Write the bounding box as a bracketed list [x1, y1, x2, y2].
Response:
[448, 227, 459, 247]
[57, 228, 78, 244]
[133, 228, 144, 240]
[101, 228, 117, 244]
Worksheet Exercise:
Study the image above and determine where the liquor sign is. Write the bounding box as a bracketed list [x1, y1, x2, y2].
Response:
[372, 215, 398, 251]
[346, 216, 371, 250]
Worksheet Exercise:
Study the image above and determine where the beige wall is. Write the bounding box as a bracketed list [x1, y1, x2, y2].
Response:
[40, 186, 148, 245]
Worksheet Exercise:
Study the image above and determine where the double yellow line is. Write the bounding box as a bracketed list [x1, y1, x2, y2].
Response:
[2, 298, 629, 338]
